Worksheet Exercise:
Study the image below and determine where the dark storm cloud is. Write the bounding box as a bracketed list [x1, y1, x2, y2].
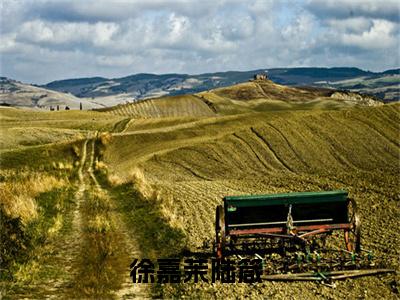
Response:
[306, 0, 400, 22]
[27, 0, 228, 22]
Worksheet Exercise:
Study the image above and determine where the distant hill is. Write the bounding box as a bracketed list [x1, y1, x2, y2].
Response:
[1, 67, 398, 110]
[0, 77, 103, 109]
[42, 67, 399, 103]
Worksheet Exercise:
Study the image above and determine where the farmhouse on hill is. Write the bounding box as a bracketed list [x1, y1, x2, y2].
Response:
[253, 73, 268, 80]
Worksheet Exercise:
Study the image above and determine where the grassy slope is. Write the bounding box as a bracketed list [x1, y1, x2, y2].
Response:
[0, 108, 125, 154]
[98, 94, 216, 118]
[105, 104, 398, 177]
[103, 103, 400, 299]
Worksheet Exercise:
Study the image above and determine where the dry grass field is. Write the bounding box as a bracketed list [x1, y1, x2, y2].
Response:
[102, 103, 399, 298]
[0, 81, 398, 299]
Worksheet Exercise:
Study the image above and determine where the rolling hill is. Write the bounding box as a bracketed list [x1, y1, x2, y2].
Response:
[100, 78, 381, 118]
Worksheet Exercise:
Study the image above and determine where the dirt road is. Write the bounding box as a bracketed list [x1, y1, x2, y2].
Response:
[4, 133, 149, 299]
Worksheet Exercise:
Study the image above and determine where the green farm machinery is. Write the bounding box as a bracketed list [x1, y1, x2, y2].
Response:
[214, 190, 395, 281]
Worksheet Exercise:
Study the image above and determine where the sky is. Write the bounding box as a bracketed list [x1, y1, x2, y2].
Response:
[0, 0, 399, 84]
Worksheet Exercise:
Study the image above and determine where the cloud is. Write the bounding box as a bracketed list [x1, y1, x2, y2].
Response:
[0, 0, 399, 84]
[304, 0, 399, 60]
[306, 0, 400, 22]
[339, 19, 398, 49]
[326, 17, 373, 34]
[16, 20, 119, 48]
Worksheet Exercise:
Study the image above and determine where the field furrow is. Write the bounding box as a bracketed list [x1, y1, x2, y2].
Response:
[250, 126, 295, 173]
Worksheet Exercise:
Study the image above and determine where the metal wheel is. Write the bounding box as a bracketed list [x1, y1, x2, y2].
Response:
[215, 205, 226, 259]
[344, 198, 361, 253]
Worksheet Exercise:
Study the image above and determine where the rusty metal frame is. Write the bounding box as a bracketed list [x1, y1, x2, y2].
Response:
[228, 223, 351, 238]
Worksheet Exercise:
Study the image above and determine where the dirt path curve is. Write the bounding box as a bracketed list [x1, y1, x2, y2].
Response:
[121, 118, 133, 133]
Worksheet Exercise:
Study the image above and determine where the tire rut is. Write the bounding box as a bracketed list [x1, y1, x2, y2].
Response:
[157, 157, 211, 181]
[88, 135, 100, 189]
[232, 132, 273, 172]
[264, 122, 310, 169]
[250, 126, 295, 173]
[302, 121, 358, 171]
[352, 116, 400, 148]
